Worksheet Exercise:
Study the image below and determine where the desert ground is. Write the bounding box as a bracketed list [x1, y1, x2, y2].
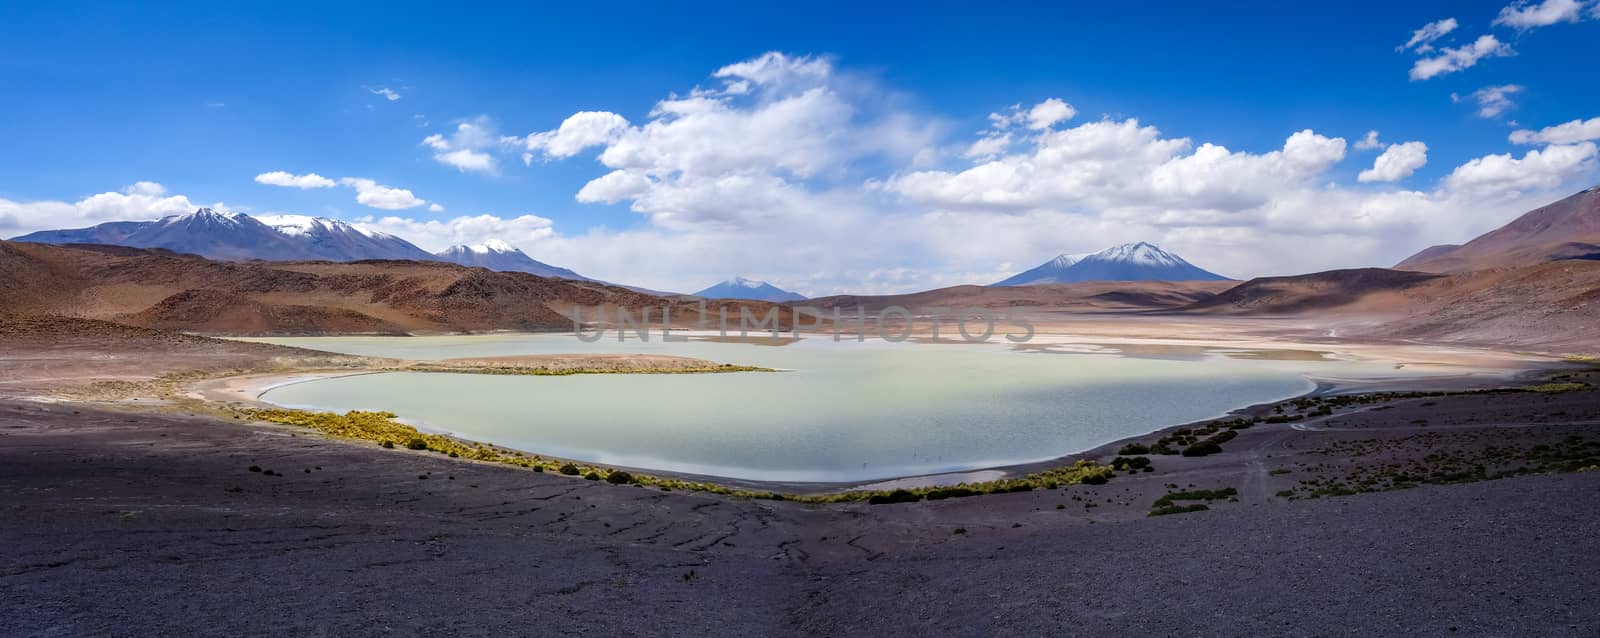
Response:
[3, 315, 1599, 635]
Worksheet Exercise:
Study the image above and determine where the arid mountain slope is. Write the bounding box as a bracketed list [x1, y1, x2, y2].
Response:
[1184, 269, 1444, 315]
[805, 280, 1234, 313]
[1397, 186, 1600, 273]
[0, 241, 781, 336]
[1184, 262, 1600, 351]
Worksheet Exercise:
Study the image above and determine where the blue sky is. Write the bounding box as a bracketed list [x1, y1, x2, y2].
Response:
[3, 1, 1598, 294]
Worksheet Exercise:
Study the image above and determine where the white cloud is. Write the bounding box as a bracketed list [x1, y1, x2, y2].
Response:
[1355, 130, 1384, 150]
[1359, 142, 1429, 182]
[1492, 0, 1586, 29]
[353, 213, 555, 252]
[1462, 84, 1525, 118]
[338, 177, 430, 210]
[311, 53, 1600, 293]
[368, 86, 401, 101]
[512, 111, 631, 161]
[1410, 35, 1514, 80]
[1, 182, 196, 239]
[1510, 116, 1600, 144]
[1025, 98, 1077, 130]
[420, 117, 499, 174]
[1399, 18, 1458, 52]
[1443, 142, 1598, 197]
[888, 122, 1345, 216]
[254, 171, 337, 189]
[428, 203, 445, 212]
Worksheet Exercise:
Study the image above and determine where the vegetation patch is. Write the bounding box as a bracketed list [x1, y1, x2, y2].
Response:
[239, 407, 1117, 503]
[1148, 503, 1209, 517]
[1151, 487, 1237, 509]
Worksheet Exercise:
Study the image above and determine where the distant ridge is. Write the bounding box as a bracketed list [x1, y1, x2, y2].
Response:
[993, 242, 1229, 286]
[434, 239, 588, 280]
[693, 277, 805, 302]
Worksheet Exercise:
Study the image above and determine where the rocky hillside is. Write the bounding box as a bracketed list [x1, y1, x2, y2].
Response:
[0, 241, 783, 336]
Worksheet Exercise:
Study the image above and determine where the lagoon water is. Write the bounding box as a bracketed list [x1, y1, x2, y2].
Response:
[250, 334, 1420, 482]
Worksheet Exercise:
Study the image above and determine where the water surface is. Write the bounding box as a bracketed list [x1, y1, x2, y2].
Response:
[250, 334, 1433, 482]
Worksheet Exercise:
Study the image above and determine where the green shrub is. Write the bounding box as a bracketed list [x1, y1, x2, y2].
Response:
[559, 463, 580, 475]
[1148, 503, 1209, 516]
[606, 471, 635, 484]
[405, 437, 429, 450]
[584, 471, 601, 481]
[1181, 441, 1222, 457]
[1111, 456, 1152, 470]
[1118, 443, 1150, 455]
[868, 489, 923, 505]
[380, 441, 394, 449]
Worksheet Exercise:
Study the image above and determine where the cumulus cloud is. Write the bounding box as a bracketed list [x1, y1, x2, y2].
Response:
[1, 182, 197, 238]
[254, 171, 337, 189]
[1399, 18, 1458, 52]
[1025, 98, 1077, 130]
[1493, 0, 1587, 29]
[1460, 84, 1525, 118]
[1359, 142, 1429, 182]
[1510, 116, 1600, 144]
[1443, 143, 1598, 198]
[353, 213, 555, 252]
[1410, 35, 1514, 80]
[1355, 130, 1384, 151]
[513, 51, 936, 234]
[338, 177, 430, 210]
[511, 111, 631, 162]
[234, 53, 1600, 294]
[888, 122, 1346, 216]
[421, 117, 499, 174]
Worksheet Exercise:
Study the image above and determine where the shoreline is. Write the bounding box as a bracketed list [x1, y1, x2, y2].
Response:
[200, 334, 1570, 495]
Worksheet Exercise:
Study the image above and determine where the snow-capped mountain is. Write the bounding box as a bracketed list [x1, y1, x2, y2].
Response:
[692, 277, 806, 302]
[257, 215, 436, 261]
[434, 239, 588, 280]
[12, 208, 433, 262]
[990, 252, 1092, 286]
[992, 242, 1229, 286]
[15, 208, 309, 260]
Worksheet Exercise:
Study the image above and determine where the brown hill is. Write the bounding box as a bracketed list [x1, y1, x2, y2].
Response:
[1184, 269, 1444, 315]
[1182, 262, 1600, 351]
[803, 280, 1234, 313]
[1397, 186, 1600, 272]
[0, 241, 784, 336]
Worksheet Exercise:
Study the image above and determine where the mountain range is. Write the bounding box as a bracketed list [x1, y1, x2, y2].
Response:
[993, 242, 1230, 286]
[12, 208, 591, 280]
[693, 278, 806, 302]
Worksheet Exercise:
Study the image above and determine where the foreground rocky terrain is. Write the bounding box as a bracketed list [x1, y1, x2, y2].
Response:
[2, 324, 1599, 635]
[2, 395, 1597, 636]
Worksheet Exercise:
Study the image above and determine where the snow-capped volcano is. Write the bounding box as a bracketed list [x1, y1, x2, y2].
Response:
[692, 277, 806, 302]
[256, 214, 436, 261]
[13, 208, 430, 262]
[46, 207, 309, 260]
[434, 240, 588, 280]
[992, 242, 1229, 286]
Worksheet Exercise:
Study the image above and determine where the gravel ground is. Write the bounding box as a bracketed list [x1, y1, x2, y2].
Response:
[2, 399, 1597, 637]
